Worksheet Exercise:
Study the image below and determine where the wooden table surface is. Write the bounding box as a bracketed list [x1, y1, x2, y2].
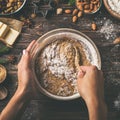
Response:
[0, 0, 120, 120]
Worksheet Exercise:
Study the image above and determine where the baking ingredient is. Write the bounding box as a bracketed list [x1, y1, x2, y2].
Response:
[91, 23, 97, 31]
[0, 21, 20, 47]
[56, 8, 63, 15]
[0, 64, 6, 83]
[31, 13, 36, 19]
[65, 9, 72, 14]
[4, 28, 20, 46]
[0, 86, 8, 100]
[113, 37, 120, 44]
[0, 0, 24, 14]
[35, 37, 90, 96]
[78, 11, 82, 17]
[0, 22, 10, 38]
[108, 0, 120, 14]
[76, 0, 101, 13]
[72, 9, 78, 15]
[72, 16, 78, 23]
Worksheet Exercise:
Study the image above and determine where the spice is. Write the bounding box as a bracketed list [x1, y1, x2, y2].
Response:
[76, 0, 101, 14]
[108, 0, 120, 14]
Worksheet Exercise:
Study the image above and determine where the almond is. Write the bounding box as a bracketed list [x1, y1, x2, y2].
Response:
[72, 9, 78, 15]
[113, 37, 120, 44]
[65, 9, 71, 14]
[78, 11, 83, 17]
[72, 16, 78, 23]
[91, 23, 97, 31]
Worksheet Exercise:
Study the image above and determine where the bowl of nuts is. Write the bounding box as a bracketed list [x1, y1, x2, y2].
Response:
[30, 28, 101, 100]
[0, 0, 27, 15]
[76, 0, 102, 14]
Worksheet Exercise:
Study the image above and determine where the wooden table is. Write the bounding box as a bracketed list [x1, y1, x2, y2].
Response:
[0, 1, 120, 120]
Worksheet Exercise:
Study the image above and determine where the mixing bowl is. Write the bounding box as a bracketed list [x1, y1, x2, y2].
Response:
[30, 28, 101, 100]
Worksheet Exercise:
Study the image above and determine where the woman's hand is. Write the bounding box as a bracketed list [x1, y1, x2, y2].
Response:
[17, 40, 38, 99]
[77, 66, 107, 120]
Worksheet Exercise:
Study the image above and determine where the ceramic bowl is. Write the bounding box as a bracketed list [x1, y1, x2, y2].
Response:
[30, 28, 101, 101]
[103, 0, 120, 20]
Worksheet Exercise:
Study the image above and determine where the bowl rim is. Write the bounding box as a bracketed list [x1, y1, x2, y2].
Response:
[31, 28, 101, 101]
[103, 0, 120, 20]
[0, 0, 27, 16]
[0, 64, 7, 84]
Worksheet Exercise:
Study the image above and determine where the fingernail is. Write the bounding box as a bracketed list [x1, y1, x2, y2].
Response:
[23, 49, 26, 55]
[78, 69, 84, 78]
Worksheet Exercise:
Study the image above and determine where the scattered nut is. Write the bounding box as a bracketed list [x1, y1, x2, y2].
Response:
[57, 8, 63, 15]
[72, 9, 79, 15]
[113, 37, 120, 44]
[65, 9, 72, 14]
[78, 11, 82, 17]
[91, 23, 97, 31]
[72, 16, 78, 23]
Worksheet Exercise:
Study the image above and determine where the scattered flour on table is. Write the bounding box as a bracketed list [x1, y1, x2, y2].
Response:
[99, 18, 119, 41]
[114, 93, 120, 110]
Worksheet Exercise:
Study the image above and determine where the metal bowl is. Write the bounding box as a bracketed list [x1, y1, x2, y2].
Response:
[30, 28, 101, 101]
[0, 0, 27, 16]
[103, 0, 120, 20]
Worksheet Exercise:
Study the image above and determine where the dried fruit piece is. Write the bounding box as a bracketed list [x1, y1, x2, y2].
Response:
[113, 37, 120, 44]
[65, 9, 72, 14]
[72, 9, 78, 15]
[72, 16, 78, 23]
[91, 23, 97, 31]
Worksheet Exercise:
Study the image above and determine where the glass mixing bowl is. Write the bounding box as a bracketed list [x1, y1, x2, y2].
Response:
[30, 28, 101, 101]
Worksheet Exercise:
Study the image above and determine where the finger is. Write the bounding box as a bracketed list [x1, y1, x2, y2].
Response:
[19, 50, 30, 69]
[26, 40, 36, 52]
[80, 65, 98, 72]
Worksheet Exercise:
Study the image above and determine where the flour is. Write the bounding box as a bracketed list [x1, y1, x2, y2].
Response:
[99, 19, 118, 40]
[108, 0, 120, 14]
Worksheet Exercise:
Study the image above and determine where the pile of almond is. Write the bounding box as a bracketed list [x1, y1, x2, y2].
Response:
[64, 0, 100, 23]
[76, 0, 101, 13]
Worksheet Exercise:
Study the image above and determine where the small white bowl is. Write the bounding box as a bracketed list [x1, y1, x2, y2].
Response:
[30, 28, 101, 101]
